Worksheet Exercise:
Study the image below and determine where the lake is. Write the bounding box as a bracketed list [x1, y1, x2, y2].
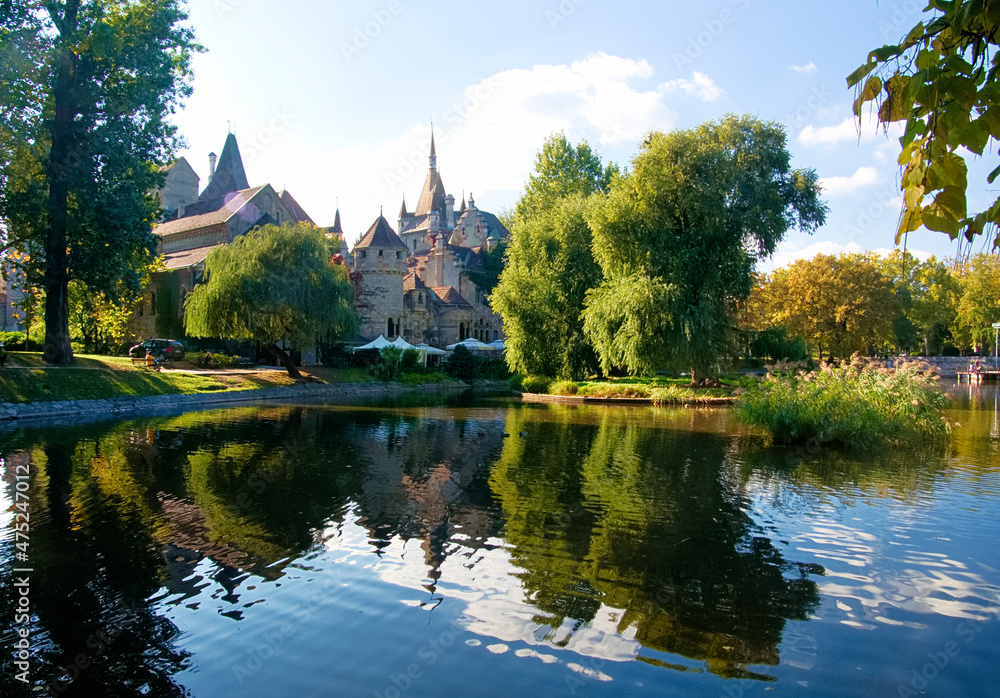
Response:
[1, 385, 998, 697]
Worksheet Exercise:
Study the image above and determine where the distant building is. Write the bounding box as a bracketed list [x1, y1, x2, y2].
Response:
[130, 133, 342, 345]
[353, 130, 508, 346]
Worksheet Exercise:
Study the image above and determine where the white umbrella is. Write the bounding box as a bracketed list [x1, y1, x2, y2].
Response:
[487, 339, 505, 350]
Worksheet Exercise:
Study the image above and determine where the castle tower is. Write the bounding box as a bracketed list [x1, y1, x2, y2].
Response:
[353, 213, 408, 339]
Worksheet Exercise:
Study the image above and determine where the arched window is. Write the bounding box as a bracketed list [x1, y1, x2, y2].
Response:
[388, 318, 395, 337]
[378, 249, 383, 258]
[459, 323, 466, 341]
[150, 292, 156, 315]
[418, 293, 423, 303]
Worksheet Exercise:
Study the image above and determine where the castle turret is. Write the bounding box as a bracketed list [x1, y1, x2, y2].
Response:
[353, 214, 408, 339]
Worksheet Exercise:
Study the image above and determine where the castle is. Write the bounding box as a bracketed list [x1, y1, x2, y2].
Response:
[134, 129, 507, 353]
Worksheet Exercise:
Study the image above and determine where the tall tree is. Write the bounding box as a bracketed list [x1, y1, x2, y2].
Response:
[514, 132, 618, 221]
[849, 0, 1000, 249]
[953, 253, 1000, 354]
[764, 253, 900, 361]
[492, 133, 615, 379]
[582, 115, 827, 382]
[876, 250, 960, 355]
[492, 194, 603, 378]
[184, 223, 359, 379]
[0, 0, 199, 364]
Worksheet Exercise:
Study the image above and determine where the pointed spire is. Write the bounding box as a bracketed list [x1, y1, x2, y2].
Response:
[399, 197, 408, 218]
[429, 124, 437, 171]
[460, 190, 467, 214]
[330, 208, 343, 235]
[199, 132, 249, 202]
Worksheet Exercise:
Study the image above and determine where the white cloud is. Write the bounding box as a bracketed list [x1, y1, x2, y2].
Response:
[797, 114, 903, 147]
[763, 240, 932, 271]
[277, 52, 688, 242]
[819, 166, 881, 196]
[790, 62, 817, 74]
[660, 71, 724, 102]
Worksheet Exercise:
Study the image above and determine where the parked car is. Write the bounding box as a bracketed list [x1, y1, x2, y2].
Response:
[128, 338, 185, 361]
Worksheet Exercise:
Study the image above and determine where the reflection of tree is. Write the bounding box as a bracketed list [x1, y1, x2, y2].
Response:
[490, 408, 822, 679]
[1, 436, 191, 697]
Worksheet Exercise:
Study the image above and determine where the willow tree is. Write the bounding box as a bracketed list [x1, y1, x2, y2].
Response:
[0, 0, 198, 364]
[184, 224, 358, 378]
[583, 115, 827, 383]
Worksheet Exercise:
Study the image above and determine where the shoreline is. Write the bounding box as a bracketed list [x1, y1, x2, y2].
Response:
[0, 379, 510, 425]
[515, 391, 736, 406]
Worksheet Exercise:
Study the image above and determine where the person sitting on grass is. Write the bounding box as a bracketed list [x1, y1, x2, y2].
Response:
[200, 350, 216, 368]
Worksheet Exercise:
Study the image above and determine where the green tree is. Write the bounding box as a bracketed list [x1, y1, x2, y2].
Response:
[953, 253, 1000, 354]
[765, 253, 900, 360]
[876, 250, 959, 355]
[493, 133, 616, 379]
[849, 0, 1000, 249]
[513, 132, 618, 221]
[583, 115, 827, 382]
[492, 194, 604, 378]
[0, 0, 199, 365]
[184, 223, 358, 378]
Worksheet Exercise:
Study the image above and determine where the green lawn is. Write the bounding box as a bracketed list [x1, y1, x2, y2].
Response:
[0, 352, 296, 404]
[0, 353, 451, 404]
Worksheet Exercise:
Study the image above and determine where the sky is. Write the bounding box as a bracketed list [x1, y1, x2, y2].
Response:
[169, 0, 997, 267]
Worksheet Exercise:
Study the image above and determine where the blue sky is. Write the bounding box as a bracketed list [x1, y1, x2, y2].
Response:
[171, 0, 995, 266]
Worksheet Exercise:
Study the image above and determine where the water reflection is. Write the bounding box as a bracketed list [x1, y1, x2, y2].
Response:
[2, 391, 998, 697]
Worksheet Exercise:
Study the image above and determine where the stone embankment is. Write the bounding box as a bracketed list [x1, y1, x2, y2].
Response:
[913, 356, 994, 376]
[0, 380, 506, 423]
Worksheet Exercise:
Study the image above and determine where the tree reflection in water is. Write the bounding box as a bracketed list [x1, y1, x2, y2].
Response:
[2, 400, 830, 694]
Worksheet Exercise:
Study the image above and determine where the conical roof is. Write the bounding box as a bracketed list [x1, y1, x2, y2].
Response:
[415, 169, 447, 217]
[329, 209, 343, 235]
[354, 215, 406, 249]
[199, 133, 249, 202]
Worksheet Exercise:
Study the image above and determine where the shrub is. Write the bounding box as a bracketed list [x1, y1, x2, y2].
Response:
[351, 348, 382, 369]
[549, 380, 579, 396]
[508, 373, 524, 391]
[401, 348, 421, 372]
[445, 345, 477, 381]
[735, 354, 952, 449]
[475, 356, 511, 380]
[581, 383, 652, 398]
[371, 346, 403, 381]
[0, 331, 27, 350]
[520, 375, 553, 394]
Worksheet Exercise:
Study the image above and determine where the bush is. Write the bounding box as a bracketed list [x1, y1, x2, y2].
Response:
[520, 375, 553, 394]
[351, 348, 382, 369]
[508, 373, 524, 391]
[549, 380, 579, 396]
[0, 331, 27, 351]
[401, 348, 421, 372]
[734, 354, 952, 449]
[371, 346, 403, 381]
[445, 345, 477, 381]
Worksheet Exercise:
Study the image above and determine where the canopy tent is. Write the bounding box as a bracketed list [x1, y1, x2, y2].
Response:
[487, 339, 505, 351]
[414, 343, 447, 356]
[391, 337, 418, 351]
[352, 335, 395, 351]
[446, 338, 494, 351]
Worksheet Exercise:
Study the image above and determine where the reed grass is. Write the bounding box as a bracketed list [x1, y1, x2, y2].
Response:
[734, 355, 952, 449]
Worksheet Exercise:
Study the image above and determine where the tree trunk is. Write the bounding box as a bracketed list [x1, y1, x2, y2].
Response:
[42, 1, 81, 365]
[268, 343, 302, 379]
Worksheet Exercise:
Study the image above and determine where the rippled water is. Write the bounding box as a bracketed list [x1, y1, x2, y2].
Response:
[1, 386, 998, 697]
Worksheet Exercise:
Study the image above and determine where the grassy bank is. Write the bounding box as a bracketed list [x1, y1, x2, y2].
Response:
[734, 357, 952, 449]
[0, 352, 418, 404]
[515, 375, 742, 403]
